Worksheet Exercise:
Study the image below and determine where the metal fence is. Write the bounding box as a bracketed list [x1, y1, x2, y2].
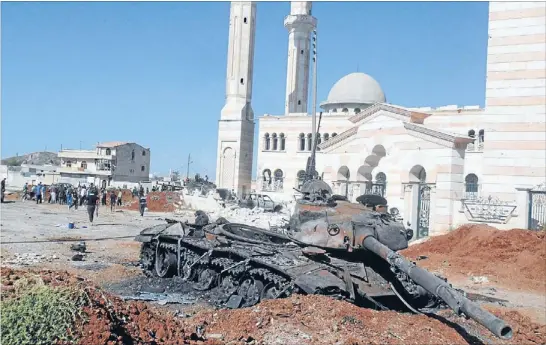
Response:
[529, 191, 546, 231]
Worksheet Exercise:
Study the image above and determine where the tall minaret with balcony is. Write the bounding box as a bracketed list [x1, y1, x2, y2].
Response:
[284, 2, 317, 114]
[215, 1, 257, 196]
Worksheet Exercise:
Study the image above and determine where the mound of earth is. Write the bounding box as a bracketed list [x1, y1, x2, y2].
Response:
[2, 267, 544, 345]
[402, 224, 546, 292]
[122, 191, 184, 212]
[1, 151, 60, 166]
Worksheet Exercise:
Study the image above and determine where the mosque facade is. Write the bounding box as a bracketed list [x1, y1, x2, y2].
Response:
[216, 1, 546, 238]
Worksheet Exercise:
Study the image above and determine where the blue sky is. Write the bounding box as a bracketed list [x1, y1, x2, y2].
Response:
[1, 1, 489, 178]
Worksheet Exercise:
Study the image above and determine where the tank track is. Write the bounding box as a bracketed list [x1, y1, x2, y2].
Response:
[140, 237, 294, 308]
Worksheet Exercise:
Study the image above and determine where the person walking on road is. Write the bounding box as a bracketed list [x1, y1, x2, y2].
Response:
[110, 190, 117, 212]
[1, 178, 6, 203]
[139, 190, 147, 217]
[35, 183, 43, 204]
[86, 185, 99, 223]
[22, 182, 29, 202]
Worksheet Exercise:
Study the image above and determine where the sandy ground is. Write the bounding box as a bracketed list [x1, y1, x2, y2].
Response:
[1, 200, 545, 345]
[0, 200, 193, 284]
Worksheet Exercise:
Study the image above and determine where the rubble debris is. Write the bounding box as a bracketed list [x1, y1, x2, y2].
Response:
[402, 224, 546, 292]
[70, 241, 87, 253]
[71, 254, 85, 261]
[4, 253, 59, 266]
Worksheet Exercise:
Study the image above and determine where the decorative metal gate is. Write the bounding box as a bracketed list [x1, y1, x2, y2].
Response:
[528, 191, 546, 231]
[416, 184, 431, 239]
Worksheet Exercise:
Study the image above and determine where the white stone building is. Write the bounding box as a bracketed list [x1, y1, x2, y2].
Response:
[58, 141, 151, 187]
[217, 1, 546, 237]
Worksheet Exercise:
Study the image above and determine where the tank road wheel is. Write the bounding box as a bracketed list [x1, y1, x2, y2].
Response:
[139, 243, 157, 277]
[193, 267, 218, 291]
[237, 277, 264, 308]
[155, 245, 176, 278]
[219, 274, 238, 294]
[261, 282, 282, 300]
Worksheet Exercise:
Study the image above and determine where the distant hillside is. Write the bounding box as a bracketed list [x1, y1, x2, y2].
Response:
[1, 152, 60, 166]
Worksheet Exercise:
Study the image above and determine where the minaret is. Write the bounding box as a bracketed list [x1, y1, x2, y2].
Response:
[284, 2, 317, 114]
[215, 1, 257, 196]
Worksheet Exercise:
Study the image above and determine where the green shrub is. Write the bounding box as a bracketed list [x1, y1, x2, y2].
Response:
[1, 283, 86, 345]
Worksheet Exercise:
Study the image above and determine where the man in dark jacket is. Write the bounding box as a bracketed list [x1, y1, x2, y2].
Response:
[139, 190, 147, 217]
[86, 184, 99, 223]
[1, 178, 5, 203]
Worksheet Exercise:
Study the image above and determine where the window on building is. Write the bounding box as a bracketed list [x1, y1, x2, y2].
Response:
[142, 150, 146, 156]
[264, 133, 270, 150]
[332, 132, 337, 137]
[272, 133, 278, 151]
[342, 108, 348, 113]
[81, 161, 87, 169]
[464, 174, 479, 199]
[355, 108, 361, 114]
[280, 133, 286, 151]
[66, 160, 72, 168]
[297, 100, 301, 105]
[323, 133, 329, 142]
[240, 78, 244, 84]
[306, 133, 312, 151]
[131, 150, 135, 161]
[243, 17, 247, 24]
[105, 148, 111, 155]
[299, 133, 305, 151]
[478, 129, 485, 143]
[141, 165, 145, 172]
[300, 49, 304, 55]
[468, 129, 475, 138]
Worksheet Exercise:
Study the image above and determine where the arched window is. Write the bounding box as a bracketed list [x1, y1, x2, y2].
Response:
[142, 150, 146, 156]
[264, 133, 270, 151]
[332, 108, 337, 113]
[332, 132, 337, 137]
[280, 133, 286, 151]
[299, 133, 305, 151]
[81, 161, 87, 169]
[342, 108, 349, 113]
[323, 133, 329, 142]
[316, 133, 322, 151]
[105, 148, 111, 155]
[131, 150, 135, 161]
[478, 130, 485, 149]
[262, 169, 272, 191]
[272, 133, 278, 151]
[306, 133, 312, 151]
[296, 170, 306, 189]
[468, 129, 475, 138]
[354, 108, 361, 114]
[274, 169, 284, 192]
[464, 174, 479, 199]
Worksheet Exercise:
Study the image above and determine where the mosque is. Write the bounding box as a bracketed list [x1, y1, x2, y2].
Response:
[215, 1, 546, 238]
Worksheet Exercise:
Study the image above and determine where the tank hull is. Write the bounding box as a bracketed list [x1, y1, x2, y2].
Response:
[137, 220, 432, 310]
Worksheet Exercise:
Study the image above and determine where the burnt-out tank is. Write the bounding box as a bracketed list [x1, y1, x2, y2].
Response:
[135, 115, 513, 340]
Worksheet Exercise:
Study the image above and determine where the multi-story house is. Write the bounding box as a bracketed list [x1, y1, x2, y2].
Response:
[58, 142, 151, 188]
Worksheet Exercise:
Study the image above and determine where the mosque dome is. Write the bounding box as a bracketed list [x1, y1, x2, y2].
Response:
[320, 72, 386, 113]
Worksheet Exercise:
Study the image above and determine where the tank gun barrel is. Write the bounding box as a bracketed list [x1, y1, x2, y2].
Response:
[362, 235, 513, 340]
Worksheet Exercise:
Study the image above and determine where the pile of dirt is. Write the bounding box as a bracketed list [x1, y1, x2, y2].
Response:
[1, 267, 191, 345]
[402, 224, 546, 291]
[2, 267, 544, 345]
[122, 191, 184, 212]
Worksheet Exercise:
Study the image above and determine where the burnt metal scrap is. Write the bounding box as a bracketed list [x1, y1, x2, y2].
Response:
[134, 112, 512, 340]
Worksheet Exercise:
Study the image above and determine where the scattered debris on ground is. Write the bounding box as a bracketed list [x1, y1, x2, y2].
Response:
[402, 224, 546, 292]
[3, 253, 60, 266]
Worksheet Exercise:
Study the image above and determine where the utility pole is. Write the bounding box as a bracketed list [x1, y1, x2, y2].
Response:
[186, 153, 193, 180]
[79, 141, 82, 150]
